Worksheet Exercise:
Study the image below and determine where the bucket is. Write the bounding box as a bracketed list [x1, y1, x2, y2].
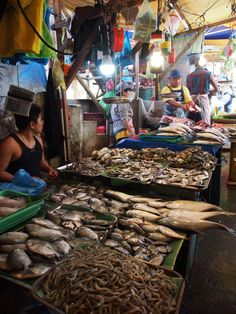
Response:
[168, 48, 175, 64]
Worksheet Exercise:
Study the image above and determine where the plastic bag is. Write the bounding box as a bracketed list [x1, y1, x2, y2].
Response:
[133, 0, 157, 43]
[120, 31, 134, 66]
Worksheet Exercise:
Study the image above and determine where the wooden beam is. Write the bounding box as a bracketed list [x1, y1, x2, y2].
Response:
[173, 3, 192, 30]
[76, 74, 106, 115]
[65, 17, 103, 89]
[160, 26, 206, 79]
[53, 0, 63, 60]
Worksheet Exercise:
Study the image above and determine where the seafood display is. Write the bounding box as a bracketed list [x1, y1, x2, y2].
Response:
[0, 207, 115, 278]
[0, 196, 26, 218]
[40, 244, 177, 314]
[193, 128, 228, 145]
[60, 158, 105, 176]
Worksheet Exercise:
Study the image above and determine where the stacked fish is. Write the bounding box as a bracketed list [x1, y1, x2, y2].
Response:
[193, 128, 228, 145]
[41, 244, 177, 314]
[0, 207, 115, 278]
[153, 122, 196, 142]
[62, 158, 105, 176]
[0, 196, 26, 218]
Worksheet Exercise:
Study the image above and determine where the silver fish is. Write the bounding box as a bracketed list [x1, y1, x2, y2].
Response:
[148, 254, 166, 266]
[7, 249, 32, 271]
[29, 226, 69, 242]
[132, 204, 162, 215]
[77, 227, 98, 240]
[156, 225, 186, 240]
[61, 211, 83, 222]
[167, 200, 221, 212]
[126, 210, 160, 222]
[130, 196, 161, 203]
[148, 201, 169, 208]
[53, 240, 71, 255]
[0, 232, 29, 245]
[110, 232, 124, 242]
[148, 232, 173, 242]
[105, 239, 120, 248]
[30, 263, 52, 276]
[32, 218, 62, 230]
[165, 210, 234, 220]
[27, 239, 60, 259]
[105, 190, 132, 202]
[0, 244, 26, 253]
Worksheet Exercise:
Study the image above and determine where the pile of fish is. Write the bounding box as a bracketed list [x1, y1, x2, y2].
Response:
[107, 163, 210, 188]
[41, 244, 177, 314]
[0, 207, 115, 278]
[62, 158, 105, 176]
[154, 122, 196, 142]
[193, 128, 228, 145]
[0, 196, 26, 218]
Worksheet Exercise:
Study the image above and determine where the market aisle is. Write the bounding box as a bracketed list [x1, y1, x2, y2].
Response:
[181, 152, 236, 314]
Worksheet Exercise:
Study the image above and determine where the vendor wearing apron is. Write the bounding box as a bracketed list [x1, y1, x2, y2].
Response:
[162, 69, 199, 118]
[111, 82, 136, 142]
[187, 53, 219, 125]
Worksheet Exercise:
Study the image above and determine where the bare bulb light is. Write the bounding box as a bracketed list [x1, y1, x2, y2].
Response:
[150, 51, 164, 68]
[99, 55, 115, 76]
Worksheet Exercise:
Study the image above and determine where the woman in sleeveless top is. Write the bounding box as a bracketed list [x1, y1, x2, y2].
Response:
[0, 104, 58, 182]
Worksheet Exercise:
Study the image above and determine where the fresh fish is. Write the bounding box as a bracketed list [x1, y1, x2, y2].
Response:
[27, 239, 60, 259]
[110, 232, 124, 241]
[32, 218, 62, 230]
[126, 210, 161, 222]
[121, 218, 144, 225]
[0, 196, 26, 208]
[53, 240, 71, 254]
[104, 239, 120, 248]
[148, 232, 173, 242]
[148, 254, 166, 266]
[132, 204, 162, 215]
[62, 197, 76, 205]
[148, 201, 169, 208]
[114, 246, 130, 255]
[122, 231, 136, 240]
[157, 245, 172, 254]
[167, 200, 222, 212]
[77, 227, 98, 240]
[130, 196, 161, 203]
[0, 244, 26, 253]
[84, 225, 107, 231]
[166, 210, 234, 220]
[141, 222, 159, 233]
[0, 207, 20, 217]
[83, 219, 113, 226]
[0, 232, 29, 245]
[29, 226, 70, 242]
[156, 225, 186, 240]
[119, 219, 145, 234]
[62, 220, 82, 230]
[45, 212, 62, 225]
[159, 217, 236, 234]
[0, 254, 12, 271]
[121, 240, 132, 252]
[127, 237, 145, 246]
[105, 199, 130, 209]
[29, 263, 52, 277]
[74, 192, 87, 199]
[113, 228, 123, 234]
[105, 190, 132, 202]
[50, 195, 62, 203]
[7, 249, 32, 271]
[61, 211, 83, 222]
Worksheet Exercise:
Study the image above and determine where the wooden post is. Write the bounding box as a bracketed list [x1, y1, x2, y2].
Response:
[135, 50, 140, 99]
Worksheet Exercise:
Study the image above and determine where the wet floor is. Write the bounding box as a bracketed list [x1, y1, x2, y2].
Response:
[181, 152, 236, 314]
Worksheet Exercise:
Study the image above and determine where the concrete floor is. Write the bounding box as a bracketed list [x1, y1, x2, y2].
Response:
[181, 152, 236, 314]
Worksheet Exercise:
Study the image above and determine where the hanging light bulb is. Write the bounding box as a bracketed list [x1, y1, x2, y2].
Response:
[99, 55, 115, 76]
[150, 50, 164, 73]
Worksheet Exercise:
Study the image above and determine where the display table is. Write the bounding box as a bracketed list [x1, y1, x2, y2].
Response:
[228, 137, 236, 185]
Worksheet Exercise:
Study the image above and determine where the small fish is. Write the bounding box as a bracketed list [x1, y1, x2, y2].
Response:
[148, 254, 166, 266]
[7, 249, 32, 271]
[105, 199, 130, 209]
[157, 245, 172, 254]
[127, 237, 145, 246]
[62, 220, 82, 230]
[27, 239, 60, 259]
[0, 207, 20, 217]
[141, 222, 159, 233]
[83, 219, 113, 226]
[32, 218, 62, 230]
[119, 219, 145, 235]
[148, 232, 173, 242]
[148, 201, 169, 208]
[105, 190, 132, 202]
[29, 226, 70, 242]
[52, 240, 71, 255]
[132, 204, 162, 215]
[156, 225, 186, 240]
[29, 263, 52, 277]
[167, 200, 221, 212]
[0, 232, 29, 245]
[0, 244, 26, 253]
[61, 197, 76, 205]
[77, 227, 98, 240]
[114, 246, 130, 255]
[110, 232, 124, 241]
[126, 210, 161, 222]
[61, 211, 83, 222]
[74, 192, 87, 200]
[104, 239, 120, 248]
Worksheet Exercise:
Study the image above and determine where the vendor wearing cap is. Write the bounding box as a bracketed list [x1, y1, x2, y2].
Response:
[110, 82, 136, 142]
[161, 69, 200, 118]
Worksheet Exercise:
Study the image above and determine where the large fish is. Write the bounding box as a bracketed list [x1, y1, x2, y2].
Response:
[165, 209, 235, 220]
[167, 200, 221, 212]
[27, 239, 60, 259]
[148, 201, 169, 208]
[29, 226, 70, 242]
[129, 196, 161, 203]
[159, 217, 236, 235]
[155, 225, 186, 240]
[7, 249, 32, 271]
[105, 190, 132, 202]
[0, 232, 29, 245]
[132, 204, 162, 215]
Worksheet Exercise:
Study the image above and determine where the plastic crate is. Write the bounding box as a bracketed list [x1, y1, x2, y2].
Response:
[0, 190, 44, 235]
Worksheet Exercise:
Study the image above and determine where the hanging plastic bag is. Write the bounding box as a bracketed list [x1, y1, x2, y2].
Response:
[113, 27, 124, 52]
[133, 0, 157, 43]
[120, 31, 134, 66]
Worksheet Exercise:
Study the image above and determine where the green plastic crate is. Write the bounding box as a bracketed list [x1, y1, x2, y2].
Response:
[0, 190, 44, 235]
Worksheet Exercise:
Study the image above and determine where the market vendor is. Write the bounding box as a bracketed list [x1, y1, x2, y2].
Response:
[162, 69, 200, 118]
[0, 103, 58, 182]
[110, 82, 136, 142]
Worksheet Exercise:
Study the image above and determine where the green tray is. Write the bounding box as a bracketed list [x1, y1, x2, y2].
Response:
[163, 239, 184, 270]
[0, 190, 44, 235]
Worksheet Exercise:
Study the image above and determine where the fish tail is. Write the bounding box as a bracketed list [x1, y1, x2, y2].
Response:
[223, 226, 236, 237]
